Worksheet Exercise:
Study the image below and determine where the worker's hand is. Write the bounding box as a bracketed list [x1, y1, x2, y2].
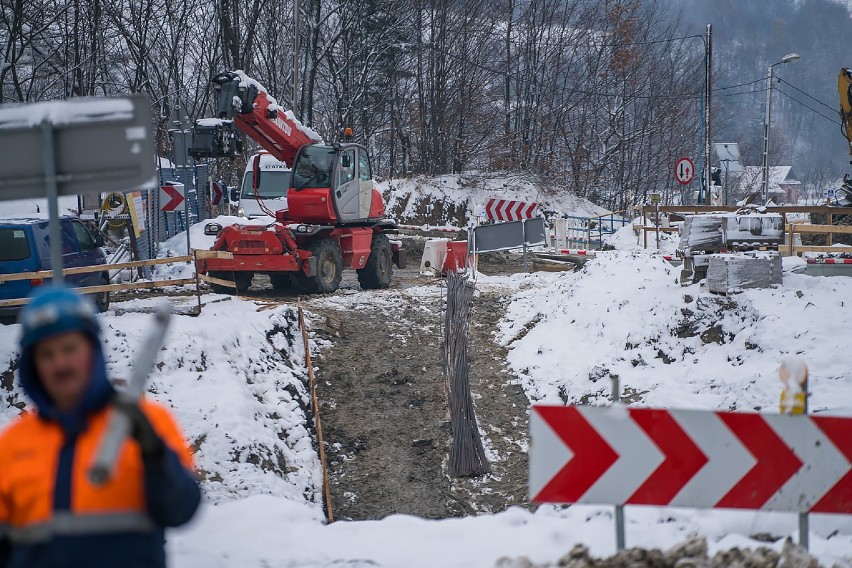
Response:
[112, 395, 165, 463]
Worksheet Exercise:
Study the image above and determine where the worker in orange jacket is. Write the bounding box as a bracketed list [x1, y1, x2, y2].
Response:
[0, 287, 201, 568]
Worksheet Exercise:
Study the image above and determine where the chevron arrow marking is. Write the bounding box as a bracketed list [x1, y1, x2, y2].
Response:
[626, 409, 708, 505]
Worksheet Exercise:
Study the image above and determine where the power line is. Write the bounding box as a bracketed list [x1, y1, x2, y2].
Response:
[774, 87, 842, 126]
[776, 77, 838, 114]
[714, 77, 765, 91]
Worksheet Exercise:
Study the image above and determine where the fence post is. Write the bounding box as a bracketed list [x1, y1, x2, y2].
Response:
[193, 250, 202, 314]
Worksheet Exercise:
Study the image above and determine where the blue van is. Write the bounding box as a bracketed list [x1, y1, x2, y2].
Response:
[0, 217, 109, 317]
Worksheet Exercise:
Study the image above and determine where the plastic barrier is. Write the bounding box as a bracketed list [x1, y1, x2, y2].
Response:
[442, 241, 468, 275]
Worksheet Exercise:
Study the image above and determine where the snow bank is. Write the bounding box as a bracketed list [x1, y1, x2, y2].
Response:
[380, 173, 607, 227]
[499, 250, 852, 414]
[170, 495, 852, 567]
[604, 218, 679, 254]
[0, 297, 322, 507]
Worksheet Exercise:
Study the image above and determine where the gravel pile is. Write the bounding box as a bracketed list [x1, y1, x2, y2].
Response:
[495, 536, 822, 568]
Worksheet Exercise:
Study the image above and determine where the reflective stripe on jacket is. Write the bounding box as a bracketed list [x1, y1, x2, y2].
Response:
[0, 399, 200, 568]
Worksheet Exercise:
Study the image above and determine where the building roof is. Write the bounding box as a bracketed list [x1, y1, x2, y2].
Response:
[730, 166, 800, 195]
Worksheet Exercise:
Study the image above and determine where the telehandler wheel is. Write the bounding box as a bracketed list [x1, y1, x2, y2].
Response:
[269, 272, 292, 291]
[357, 233, 393, 290]
[292, 239, 343, 294]
[207, 271, 233, 294]
[234, 271, 253, 293]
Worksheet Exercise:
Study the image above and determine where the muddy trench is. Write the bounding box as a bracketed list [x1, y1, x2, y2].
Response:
[302, 254, 532, 520]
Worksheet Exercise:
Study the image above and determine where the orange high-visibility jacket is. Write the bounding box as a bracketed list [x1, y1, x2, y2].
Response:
[0, 399, 200, 568]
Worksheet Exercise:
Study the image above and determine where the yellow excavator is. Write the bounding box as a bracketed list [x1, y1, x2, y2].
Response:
[838, 68, 852, 205]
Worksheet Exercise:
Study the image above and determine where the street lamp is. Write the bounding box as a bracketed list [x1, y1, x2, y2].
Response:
[761, 53, 800, 204]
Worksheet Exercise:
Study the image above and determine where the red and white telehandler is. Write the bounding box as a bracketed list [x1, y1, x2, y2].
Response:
[190, 71, 404, 294]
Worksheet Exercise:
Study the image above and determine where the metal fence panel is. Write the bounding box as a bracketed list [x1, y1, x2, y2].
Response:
[473, 217, 546, 253]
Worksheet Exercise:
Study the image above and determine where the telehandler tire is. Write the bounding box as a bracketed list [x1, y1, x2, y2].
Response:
[357, 233, 393, 290]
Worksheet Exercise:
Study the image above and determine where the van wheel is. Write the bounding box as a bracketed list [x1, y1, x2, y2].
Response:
[95, 274, 110, 312]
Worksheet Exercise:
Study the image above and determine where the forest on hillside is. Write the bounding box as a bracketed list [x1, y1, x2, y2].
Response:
[2, 0, 851, 208]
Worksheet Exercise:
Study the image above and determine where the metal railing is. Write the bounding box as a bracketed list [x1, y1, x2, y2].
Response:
[563, 211, 631, 250]
[0, 250, 231, 313]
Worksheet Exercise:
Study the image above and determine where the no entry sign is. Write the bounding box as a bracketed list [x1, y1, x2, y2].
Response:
[675, 157, 695, 185]
[530, 405, 852, 513]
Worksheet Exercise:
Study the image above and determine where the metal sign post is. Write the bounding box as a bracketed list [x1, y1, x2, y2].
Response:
[41, 121, 64, 282]
[651, 193, 661, 251]
[170, 103, 193, 258]
[0, 95, 157, 282]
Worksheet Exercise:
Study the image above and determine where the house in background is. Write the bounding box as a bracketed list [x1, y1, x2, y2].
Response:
[729, 166, 801, 204]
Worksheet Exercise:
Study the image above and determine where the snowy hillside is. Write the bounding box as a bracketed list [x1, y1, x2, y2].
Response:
[0, 297, 323, 507]
[498, 250, 852, 414]
[379, 172, 606, 227]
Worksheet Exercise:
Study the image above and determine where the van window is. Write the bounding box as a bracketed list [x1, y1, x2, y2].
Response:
[0, 229, 31, 261]
[72, 221, 95, 250]
[240, 170, 290, 199]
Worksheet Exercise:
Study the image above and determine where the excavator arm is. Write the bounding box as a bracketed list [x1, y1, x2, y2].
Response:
[189, 71, 321, 165]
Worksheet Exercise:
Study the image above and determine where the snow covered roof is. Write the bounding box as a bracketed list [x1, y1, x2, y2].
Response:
[731, 166, 800, 195]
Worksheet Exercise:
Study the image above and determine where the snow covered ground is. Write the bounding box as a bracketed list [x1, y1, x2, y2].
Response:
[2, 214, 851, 566]
[380, 172, 606, 227]
[0, 296, 323, 507]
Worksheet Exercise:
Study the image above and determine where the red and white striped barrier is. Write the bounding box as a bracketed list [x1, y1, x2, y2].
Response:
[485, 198, 538, 222]
[531, 405, 852, 513]
[558, 249, 594, 256]
[806, 258, 852, 264]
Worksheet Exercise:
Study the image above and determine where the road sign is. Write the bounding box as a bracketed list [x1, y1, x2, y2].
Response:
[824, 188, 836, 200]
[675, 157, 695, 185]
[0, 95, 156, 199]
[485, 198, 538, 222]
[0, 95, 156, 282]
[211, 181, 224, 205]
[650, 193, 661, 204]
[160, 183, 185, 212]
[530, 405, 852, 513]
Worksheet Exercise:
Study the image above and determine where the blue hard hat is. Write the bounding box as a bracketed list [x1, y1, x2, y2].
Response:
[18, 286, 100, 352]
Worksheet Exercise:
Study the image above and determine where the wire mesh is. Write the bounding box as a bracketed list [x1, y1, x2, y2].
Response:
[444, 271, 490, 477]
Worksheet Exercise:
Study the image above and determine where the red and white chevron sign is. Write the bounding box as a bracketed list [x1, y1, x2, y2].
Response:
[530, 406, 852, 513]
[485, 198, 538, 222]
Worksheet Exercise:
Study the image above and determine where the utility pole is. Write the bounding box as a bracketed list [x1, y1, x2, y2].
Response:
[705, 24, 712, 206]
[293, 0, 300, 118]
[761, 53, 800, 204]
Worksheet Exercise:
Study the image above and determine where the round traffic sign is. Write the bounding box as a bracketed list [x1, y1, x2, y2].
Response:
[675, 157, 695, 185]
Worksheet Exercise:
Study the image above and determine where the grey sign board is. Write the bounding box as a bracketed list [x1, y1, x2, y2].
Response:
[0, 94, 156, 199]
[474, 217, 547, 253]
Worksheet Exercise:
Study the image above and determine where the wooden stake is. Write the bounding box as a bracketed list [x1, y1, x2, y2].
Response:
[297, 298, 334, 523]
